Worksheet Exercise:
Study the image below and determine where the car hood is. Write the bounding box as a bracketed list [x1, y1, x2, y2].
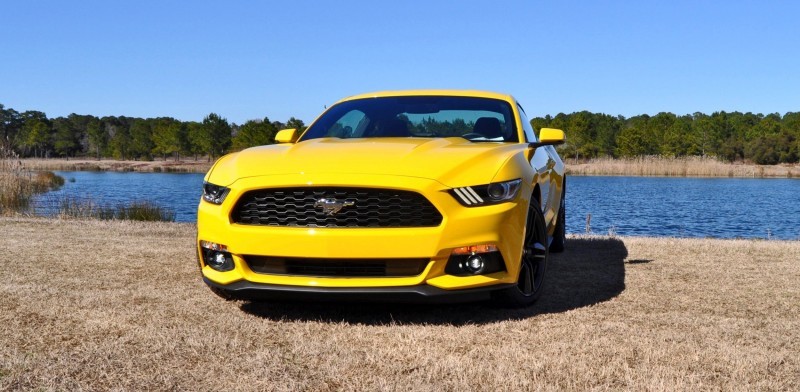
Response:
[208, 138, 525, 187]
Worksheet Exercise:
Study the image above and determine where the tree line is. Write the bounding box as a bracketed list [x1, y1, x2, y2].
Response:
[2, 102, 798, 164]
[532, 111, 800, 164]
[0, 103, 305, 161]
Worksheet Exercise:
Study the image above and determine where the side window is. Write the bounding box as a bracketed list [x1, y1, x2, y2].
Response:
[518, 104, 537, 142]
[327, 110, 368, 138]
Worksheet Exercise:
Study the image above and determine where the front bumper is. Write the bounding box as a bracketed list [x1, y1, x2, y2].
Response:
[197, 173, 529, 296]
[204, 277, 514, 304]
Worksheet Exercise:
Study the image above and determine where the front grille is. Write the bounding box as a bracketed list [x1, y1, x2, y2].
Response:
[245, 256, 429, 277]
[231, 187, 442, 227]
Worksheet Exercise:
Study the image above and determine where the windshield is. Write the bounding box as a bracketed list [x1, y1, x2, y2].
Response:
[300, 96, 518, 143]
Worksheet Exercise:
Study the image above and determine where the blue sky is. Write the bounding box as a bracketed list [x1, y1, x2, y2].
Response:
[1, 1, 798, 124]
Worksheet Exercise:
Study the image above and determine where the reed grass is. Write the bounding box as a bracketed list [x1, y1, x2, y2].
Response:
[115, 201, 176, 221]
[0, 146, 65, 214]
[57, 197, 176, 222]
[5, 148, 175, 221]
[565, 156, 800, 178]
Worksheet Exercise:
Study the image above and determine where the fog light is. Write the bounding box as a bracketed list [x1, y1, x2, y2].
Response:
[200, 240, 234, 272]
[445, 245, 506, 276]
[204, 250, 234, 272]
[212, 252, 228, 267]
[464, 254, 485, 274]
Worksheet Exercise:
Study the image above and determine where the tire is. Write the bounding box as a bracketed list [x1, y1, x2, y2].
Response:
[549, 179, 566, 253]
[493, 201, 549, 307]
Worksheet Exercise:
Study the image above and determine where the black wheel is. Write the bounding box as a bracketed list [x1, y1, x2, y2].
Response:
[550, 179, 566, 253]
[493, 202, 549, 307]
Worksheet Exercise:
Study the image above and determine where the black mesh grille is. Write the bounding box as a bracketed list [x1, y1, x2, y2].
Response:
[245, 256, 429, 277]
[231, 187, 442, 227]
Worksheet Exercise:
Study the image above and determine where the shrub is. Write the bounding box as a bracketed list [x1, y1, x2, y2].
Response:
[115, 201, 176, 222]
[58, 197, 175, 222]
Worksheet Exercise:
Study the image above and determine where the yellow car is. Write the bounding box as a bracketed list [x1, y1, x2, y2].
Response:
[197, 90, 566, 307]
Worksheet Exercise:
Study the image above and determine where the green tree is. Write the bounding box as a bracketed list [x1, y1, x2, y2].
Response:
[706, 111, 732, 156]
[185, 121, 205, 160]
[52, 117, 79, 157]
[749, 113, 782, 139]
[615, 126, 648, 157]
[649, 112, 676, 151]
[232, 118, 278, 150]
[566, 111, 591, 160]
[66, 114, 96, 155]
[690, 113, 710, 157]
[1, 104, 22, 148]
[660, 114, 692, 157]
[18, 111, 51, 157]
[746, 134, 780, 164]
[151, 117, 186, 160]
[87, 117, 107, 159]
[199, 113, 231, 159]
[616, 115, 654, 157]
[286, 117, 306, 133]
[129, 119, 154, 160]
[106, 117, 131, 160]
[593, 114, 622, 157]
[783, 112, 800, 163]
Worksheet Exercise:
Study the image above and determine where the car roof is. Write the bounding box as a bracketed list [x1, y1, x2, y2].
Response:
[337, 90, 517, 105]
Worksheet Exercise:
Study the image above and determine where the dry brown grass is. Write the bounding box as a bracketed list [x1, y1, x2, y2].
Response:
[566, 156, 800, 178]
[21, 158, 213, 173]
[1, 146, 65, 214]
[1, 217, 798, 391]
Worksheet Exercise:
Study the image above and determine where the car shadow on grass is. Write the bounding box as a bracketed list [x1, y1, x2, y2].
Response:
[240, 237, 627, 326]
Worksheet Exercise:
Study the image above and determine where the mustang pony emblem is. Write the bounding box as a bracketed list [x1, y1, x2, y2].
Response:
[314, 198, 355, 216]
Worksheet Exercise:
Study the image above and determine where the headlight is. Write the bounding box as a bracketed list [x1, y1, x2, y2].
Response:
[450, 179, 522, 206]
[202, 181, 230, 205]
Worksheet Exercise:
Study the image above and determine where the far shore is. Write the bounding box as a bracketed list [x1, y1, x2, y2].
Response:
[17, 156, 800, 178]
[20, 157, 213, 173]
[565, 156, 800, 178]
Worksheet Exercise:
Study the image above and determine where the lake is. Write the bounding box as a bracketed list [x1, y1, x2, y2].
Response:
[33, 172, 800, 240]
[567, 176, 800, 240]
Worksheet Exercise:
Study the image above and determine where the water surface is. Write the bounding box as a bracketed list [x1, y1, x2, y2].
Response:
[567, 176, 800, 240]
[33, 172, 800, 240]
[34, 171, 203, 222]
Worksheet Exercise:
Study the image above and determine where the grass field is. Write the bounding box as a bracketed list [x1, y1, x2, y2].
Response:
[1, 217, 798, 391]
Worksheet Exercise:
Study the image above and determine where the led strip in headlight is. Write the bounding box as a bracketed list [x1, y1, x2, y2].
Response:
[452, 186, 484, 205]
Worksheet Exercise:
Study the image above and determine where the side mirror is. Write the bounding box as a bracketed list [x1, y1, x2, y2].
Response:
[529, 128, 565, 148]
[275, 128, 298, 143]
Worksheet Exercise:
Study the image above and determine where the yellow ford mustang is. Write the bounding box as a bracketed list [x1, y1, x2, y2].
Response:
[197, 90, 566, 307]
